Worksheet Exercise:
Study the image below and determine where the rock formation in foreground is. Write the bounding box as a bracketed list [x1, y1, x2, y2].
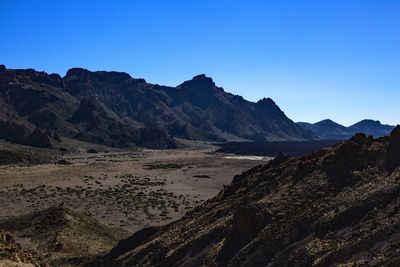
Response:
[0, 231, 44, 267]
[0, 205, 127, 266]
[92, 127, 400, 266]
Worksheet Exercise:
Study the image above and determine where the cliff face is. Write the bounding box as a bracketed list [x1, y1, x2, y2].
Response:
[92, 127, 400, 266]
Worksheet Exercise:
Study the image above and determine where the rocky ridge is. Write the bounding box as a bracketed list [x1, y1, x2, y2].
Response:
[91, 126, 400, 266]
[0, 65, 312, 149]
[298, 119, 394, 140]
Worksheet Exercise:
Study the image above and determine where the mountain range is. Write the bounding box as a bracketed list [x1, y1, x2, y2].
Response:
[298, 119, 394, 140]
[0, 65, 312, 148]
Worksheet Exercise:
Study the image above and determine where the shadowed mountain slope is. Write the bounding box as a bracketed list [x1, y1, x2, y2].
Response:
[349, 119, 394, 137]
[0, 65, 312, 148]
[91, 126, 400, 266]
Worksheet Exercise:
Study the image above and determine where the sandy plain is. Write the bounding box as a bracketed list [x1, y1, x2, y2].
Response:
[0, 147, 268, 233]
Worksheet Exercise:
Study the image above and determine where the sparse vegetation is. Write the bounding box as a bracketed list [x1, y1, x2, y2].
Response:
[143, 162, 183, 170]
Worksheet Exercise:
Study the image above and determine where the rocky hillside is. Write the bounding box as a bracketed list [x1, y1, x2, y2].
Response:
[0, 231, 44, 267]
[0, 65, 312, 148]
[0, 205, 127, 266]
[91, 126, 400, 266]
[298, 119, 394, 140]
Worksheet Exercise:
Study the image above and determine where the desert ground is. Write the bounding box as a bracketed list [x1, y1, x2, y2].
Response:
[0, 146, 268, 233]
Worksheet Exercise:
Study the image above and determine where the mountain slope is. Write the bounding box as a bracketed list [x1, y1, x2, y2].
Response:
[63, 69, 313, 142]
[349, 119, 394, 137]
[0, 231, 44, 267]
[298, 119, 394, 140]
[298, 119, 350, 139]
[91, 127, 400, 266]
[0, 205, 127, 266]
[0, 65, 313, 148]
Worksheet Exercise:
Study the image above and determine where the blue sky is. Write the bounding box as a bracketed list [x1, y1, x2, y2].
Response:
[1, 0, 399, 126]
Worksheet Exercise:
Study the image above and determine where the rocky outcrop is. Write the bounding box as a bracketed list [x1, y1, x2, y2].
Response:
[0, 231, 44, 267]
[0, 206, 127, 266]
[24, 128, 52, 148]
[91, 127, 400, 266]
[386, 125, 400, 170]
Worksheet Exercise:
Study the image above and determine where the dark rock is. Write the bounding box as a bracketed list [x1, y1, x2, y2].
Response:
[386, 125, 400, 170]
[24, 128, 52, 148]
[218, 202, 272, 265]
[53, 132, 61, 142]
[65, 67, 90, 78]
[86, 148, 98, 153]
[56, 159, 71, 165]
[0, 120, 30, 143]
[1, 65, 317, 149]
[92, 133, 400, 266]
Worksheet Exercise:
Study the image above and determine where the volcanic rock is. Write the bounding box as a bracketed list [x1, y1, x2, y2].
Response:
[91, 127, 400, 266]
[0, 205, 127, 266]
[24, 128, 52, 148]
[0, 120, 30, 143]
[0, 66, 317, 148]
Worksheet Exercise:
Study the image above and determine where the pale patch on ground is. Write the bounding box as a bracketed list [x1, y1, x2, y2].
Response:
[0, 148, 265, 233]
[223, 155, 271, 161]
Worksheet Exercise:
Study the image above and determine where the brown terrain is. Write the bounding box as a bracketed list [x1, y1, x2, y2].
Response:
[89, 127, 400, 267]
[0, 146, 265, 232]
[0, 140, 265, 266]
[1, 64, 400, 267]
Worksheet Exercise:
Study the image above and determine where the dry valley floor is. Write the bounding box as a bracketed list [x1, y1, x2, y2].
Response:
[0, 148, 267, 233]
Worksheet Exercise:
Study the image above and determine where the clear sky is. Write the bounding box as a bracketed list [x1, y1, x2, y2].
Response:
[1, 0, 399, 126]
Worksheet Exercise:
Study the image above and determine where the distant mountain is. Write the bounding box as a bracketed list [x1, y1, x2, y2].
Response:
[0, 65, 313, 148]
[348, 119, 394, 137]
[298, 119, 394, 140]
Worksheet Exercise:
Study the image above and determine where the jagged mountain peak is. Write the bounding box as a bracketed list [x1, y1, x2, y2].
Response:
[178, 74, 217, 89]
[1, 65, 314, 148]
[257, 97, 275, 105]
[256, 97, 284, 115]
[192, 73, 210, 80]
